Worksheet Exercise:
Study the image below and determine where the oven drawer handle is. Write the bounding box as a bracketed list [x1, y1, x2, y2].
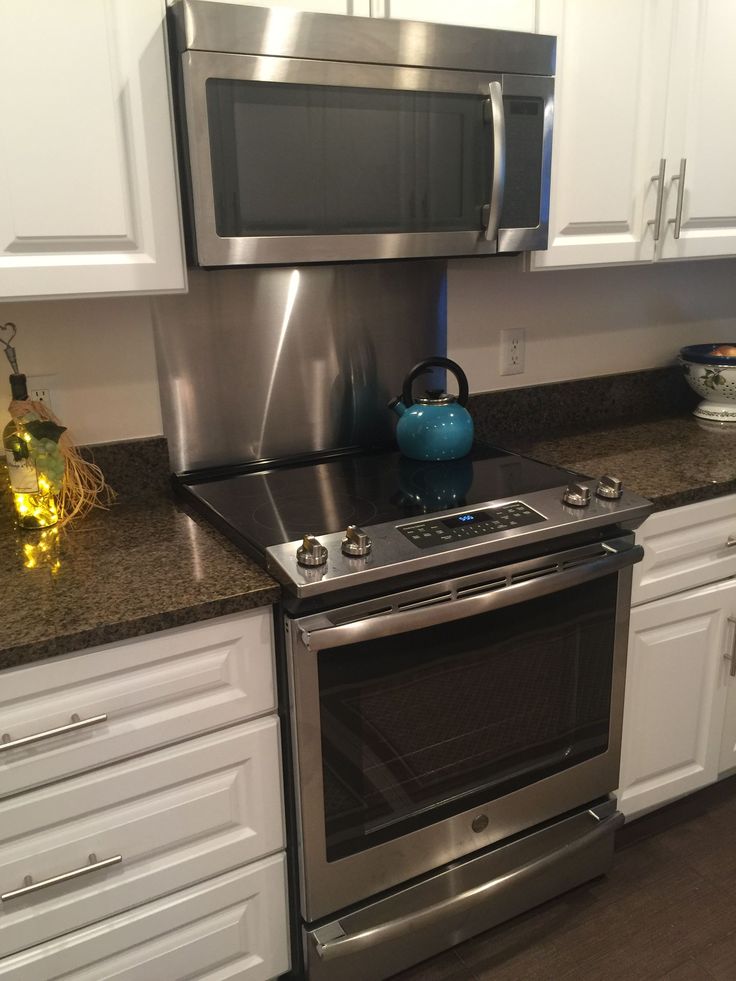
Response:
[311, 807, 623, 963]
[301, 545, 643, 652]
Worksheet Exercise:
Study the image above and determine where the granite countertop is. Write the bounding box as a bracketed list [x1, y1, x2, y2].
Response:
[3, 384, 734, 673]
[509, 412, 736, 511]
[0, 464, 279, 671]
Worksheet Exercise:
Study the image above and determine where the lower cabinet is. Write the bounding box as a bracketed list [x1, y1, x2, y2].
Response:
[618, 577, 736, 818]
[0, 855, 288, 981]
[0, 609, 289, 980]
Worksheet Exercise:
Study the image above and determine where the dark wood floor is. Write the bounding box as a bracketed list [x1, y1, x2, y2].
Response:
[391, 777, 736, 981]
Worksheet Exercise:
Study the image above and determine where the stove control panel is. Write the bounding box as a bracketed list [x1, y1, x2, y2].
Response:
[399, 502, 544, 549]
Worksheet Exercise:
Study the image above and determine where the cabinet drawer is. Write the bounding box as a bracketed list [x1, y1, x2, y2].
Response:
[0, 717, 283, 957]
[632, 495, 736, 605]
[0, 854, 289, 980]
[0, 608, 274, 800]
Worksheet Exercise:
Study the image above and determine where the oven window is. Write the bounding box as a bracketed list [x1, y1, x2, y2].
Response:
[318, 574, 617, 861]
[206, 79, 489, 236]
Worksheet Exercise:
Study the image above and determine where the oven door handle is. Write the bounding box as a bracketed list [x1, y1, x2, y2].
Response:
[311, 805, 623, 964]
[300, 544, 643, 652]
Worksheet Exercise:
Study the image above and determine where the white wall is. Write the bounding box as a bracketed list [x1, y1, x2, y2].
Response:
[448, 256, 736, 393]
[1, 256, 735, 444]
[0, 296, 162, 445]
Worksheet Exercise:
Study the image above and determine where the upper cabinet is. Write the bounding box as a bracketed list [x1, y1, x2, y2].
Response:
[534, 0, 736, 269]
[0, 0, 186, 301]
[375, 1, 536, 31]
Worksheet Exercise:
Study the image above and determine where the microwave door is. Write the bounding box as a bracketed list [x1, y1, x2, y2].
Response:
[180, 52, 507, 266]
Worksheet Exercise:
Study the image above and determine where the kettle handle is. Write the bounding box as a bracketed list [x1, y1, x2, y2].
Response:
[401, 357, 469, 408]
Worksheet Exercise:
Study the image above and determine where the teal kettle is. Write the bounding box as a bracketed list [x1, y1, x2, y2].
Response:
[389, 357, 474, 461]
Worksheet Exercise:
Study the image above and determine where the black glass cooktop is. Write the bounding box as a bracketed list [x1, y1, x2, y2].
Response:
[179, 445, 579, 558]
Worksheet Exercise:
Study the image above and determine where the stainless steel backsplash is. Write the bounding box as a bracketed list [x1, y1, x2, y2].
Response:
[153, 261, 446, 473]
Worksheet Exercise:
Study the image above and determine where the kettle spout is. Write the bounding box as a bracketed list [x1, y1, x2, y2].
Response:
[388, 397, 406, 418]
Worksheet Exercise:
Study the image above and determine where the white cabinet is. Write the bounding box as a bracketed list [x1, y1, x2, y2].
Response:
[658, 1, 736, 260]
[534, 0, 736, 269]
[619, 578, 736, 818]
[0, 609, 289, 978]
[619, 495, 736, 819]
[375, 0, 536, 32]
[0, 0, 186, 300]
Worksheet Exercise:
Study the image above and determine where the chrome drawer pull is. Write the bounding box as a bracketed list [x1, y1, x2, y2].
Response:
[1, 853, 122, 903]
[727, 536, 736, 548]
[0, 713, 107, 752]
[724, 616, 736, 678]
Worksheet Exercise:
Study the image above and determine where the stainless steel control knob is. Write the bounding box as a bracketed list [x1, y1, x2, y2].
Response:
[596, 475, 624, 500]
[562, 483, 591, 507]
[296, 534, 328, 567]
[341, 524, 372, 557]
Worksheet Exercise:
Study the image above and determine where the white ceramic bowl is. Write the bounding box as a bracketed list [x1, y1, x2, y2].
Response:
[680, 344, 736, 423]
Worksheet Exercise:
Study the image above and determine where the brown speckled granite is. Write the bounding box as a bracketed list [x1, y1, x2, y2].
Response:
[470, 366, 698, 446]
[0, 479, 279, 671]
[504, 414, 736, 511]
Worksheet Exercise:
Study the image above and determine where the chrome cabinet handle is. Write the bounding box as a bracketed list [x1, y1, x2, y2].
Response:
[727, 536, 736, 548]
[668, 158, 687, 239]
[724, 616, 736, 678]
[0, 713, 107, 753]
[1, 853, 122, 903]
[647, 158, 667, 241]
[482, 81, 506, 243]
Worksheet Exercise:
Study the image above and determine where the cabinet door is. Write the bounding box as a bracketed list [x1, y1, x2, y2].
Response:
[658, 0, 736, 260]
[0, 0, 185, 300]
[376, 1, 536, 32]
[618, 578, 736, 819]
[532, 0, 671, 269]
[719, 613, 736, 775]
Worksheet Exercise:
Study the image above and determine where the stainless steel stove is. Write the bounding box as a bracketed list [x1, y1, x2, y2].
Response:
[176, 442, 652, 981]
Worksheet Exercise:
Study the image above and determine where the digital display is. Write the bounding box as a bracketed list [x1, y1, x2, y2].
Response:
[443, 509, 493, 528]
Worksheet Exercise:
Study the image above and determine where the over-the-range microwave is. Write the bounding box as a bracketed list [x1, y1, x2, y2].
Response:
[169, 1, 556, 267]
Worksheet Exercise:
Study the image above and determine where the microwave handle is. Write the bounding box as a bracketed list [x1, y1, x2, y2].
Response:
[300, 544, 643, 652]
[483, 80, 506, 243]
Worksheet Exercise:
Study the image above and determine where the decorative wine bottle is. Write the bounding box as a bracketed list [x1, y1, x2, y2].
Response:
[3, 373, 60, 528]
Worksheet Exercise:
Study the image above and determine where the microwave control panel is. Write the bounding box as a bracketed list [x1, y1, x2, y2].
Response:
[398, 502, 544, 549]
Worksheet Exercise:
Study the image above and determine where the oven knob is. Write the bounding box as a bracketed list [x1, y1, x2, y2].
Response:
[562, 482, 591, 507]
[596, 475, 624, 500]
[341, 524, 372, 558]
[296, 534, 328, 567]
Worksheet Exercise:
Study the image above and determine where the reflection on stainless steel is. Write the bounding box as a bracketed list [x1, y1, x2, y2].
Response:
[172, 2, 555, 76]
[153, 262, 444, 472]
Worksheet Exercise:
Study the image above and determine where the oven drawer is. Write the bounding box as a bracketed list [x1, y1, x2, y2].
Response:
[0, 717, 283, 957]
[0, 608, 275, 800]
[632, 495, 736, 605]
[0, 854, 289, 981]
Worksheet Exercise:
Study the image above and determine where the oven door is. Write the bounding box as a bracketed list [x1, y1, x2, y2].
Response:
[179, 51, 552, 266]
[287, 534, 641, 922]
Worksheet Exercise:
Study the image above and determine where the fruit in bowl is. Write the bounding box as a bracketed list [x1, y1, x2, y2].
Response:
[680, 344, 736, 422]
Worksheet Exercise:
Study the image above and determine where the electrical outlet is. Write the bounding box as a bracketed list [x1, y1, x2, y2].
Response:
[499, 329, 526, 376]
[27, 376, 55, 412]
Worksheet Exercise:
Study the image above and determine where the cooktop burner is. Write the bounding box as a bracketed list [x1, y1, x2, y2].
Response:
[179, 444, 578, 556]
